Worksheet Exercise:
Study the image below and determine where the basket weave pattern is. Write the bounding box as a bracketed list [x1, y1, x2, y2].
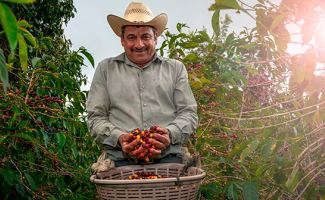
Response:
[90, 163, 206, 200]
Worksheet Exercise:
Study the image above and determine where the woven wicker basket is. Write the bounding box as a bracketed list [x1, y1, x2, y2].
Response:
[90, 163, 206, 200]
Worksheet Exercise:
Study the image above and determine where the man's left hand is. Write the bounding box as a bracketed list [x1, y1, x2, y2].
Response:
[148, 126, 170, 156]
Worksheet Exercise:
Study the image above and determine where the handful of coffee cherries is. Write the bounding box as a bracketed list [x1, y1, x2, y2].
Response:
[129, 126, 163, 163]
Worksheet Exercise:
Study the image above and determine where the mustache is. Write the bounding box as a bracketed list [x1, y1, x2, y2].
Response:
[131, 47, 148, 52]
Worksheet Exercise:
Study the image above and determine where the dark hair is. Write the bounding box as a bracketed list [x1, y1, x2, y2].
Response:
[121, 25, 156, 40]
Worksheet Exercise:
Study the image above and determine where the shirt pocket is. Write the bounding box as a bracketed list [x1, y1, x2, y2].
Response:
[154, 77, 174, 100]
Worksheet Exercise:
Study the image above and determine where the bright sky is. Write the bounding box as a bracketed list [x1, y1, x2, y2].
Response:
[63, 0, 303, 91]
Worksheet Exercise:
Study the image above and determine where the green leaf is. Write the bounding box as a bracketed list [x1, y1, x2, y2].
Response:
[31, 57, 41, 69]
[0, 2, 18, 53]
[273, 170, 286, 185]
[15, 182, 25, 197]
[8, 112, 16, 128]
[275, 157, 285, 169]
[17, 120, 27, 127]
[209, 0, 240, 10]
[180, 42, 199, 49]
[0, 134, 9, 143]
[1, 0, 36, 3]
[196, 143, 201, 151]
[241, 139, 259, 161]
[41, 130, 49, 148]
[261, 141, 276, 160]
[57, 132, 66, 149]
[184, 54, 199, 62]
[199, 31, 211, 42]
[19, 27, 36, 47]
[71, 146, 78, 158]
[243, 179, 259, 200]
[316, 22, 325, 47]
[246, 68, 260, 75]
[228, 184, 238, 200]
[17, 20, 32, 28]
[192, 35, 207, 43]
[225, 33, 235, 47]
[304, 184, 318, 199]
[256, 9, 268, 36]
[0, 48, 9, 93]
[80, 50, 95, 68]
[176, 23, 189, 32]
[256, 165, 270, 176]
[11, 104, 21, 114]
[270, 13, 287, 33]
[17, 33, 28, 72]
[263, 127, 277, 139]
[169, 35, 178, 49]
[301, 20, 319, 44]
[229, 140, 252, 157]
[212, 10, 221, 37]
[13, 133, 32, 141]
[311, 76, 324, 92]
[287, 169, 299, 191]
[240, 44, 256, 50]
[273, 27, 290, 52]
[23, 172, 37, 191]
[1, 171, 14, 186]
[33, 141, 40, 157]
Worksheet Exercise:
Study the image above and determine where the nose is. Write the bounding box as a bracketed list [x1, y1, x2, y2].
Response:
[134, 38, 144, 49]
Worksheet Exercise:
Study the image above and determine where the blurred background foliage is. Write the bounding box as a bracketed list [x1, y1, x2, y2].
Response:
[1, 0, 325, 199]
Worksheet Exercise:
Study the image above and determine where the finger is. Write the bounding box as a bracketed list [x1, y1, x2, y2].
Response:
[153, 133, 170, 147]
[149, 148, 161, 156]
[125, 134, 134, 141]
[123, 139, 140, 151]
[130, 146, 143, 157]
[156, 127, 168, 134]
[148, 138, 165, 149]
[120, 133, 133, 143]
[143, 148, 149, 157]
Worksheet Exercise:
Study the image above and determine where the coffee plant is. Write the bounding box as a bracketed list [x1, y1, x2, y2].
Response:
[158, 0, 325, 199]
[0, 0, 100, 199]
[1, 0, 325, 199]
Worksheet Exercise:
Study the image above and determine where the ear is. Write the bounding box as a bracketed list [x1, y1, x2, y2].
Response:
[121, 34, 124, 46]
[155, 32, 158, 45]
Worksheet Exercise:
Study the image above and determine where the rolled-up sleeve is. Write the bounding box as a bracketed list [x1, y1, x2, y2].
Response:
[86, 62, 125, 148]
[166, 61, 198, 144]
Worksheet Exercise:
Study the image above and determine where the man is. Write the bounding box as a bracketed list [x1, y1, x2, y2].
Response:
[86, 2, 198, 167]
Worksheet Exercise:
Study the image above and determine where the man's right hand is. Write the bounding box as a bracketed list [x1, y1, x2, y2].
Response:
[118, 134, 148, 158]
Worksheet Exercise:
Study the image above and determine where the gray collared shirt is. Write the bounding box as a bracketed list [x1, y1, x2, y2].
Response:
[86, 52, 198, 160]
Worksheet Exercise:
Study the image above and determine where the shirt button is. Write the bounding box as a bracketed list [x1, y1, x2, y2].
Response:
[143, 103, 147, 107]
[141, 86, 145, 89]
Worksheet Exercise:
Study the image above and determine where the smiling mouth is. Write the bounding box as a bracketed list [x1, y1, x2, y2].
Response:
[132, 48, 148, 53]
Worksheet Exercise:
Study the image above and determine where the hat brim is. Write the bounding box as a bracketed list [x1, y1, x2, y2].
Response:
[107, 13, 168, 37]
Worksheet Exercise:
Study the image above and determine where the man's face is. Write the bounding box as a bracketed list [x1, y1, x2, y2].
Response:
[121, 26, 158, 68]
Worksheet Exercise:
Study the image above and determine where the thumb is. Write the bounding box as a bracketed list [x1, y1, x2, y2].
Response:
[126, 133, 133, 141]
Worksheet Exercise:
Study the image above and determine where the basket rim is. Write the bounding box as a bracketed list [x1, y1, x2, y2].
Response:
[90, 163, 206, 185]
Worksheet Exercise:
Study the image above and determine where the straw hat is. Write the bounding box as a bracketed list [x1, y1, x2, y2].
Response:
[107, 1, 168, 37]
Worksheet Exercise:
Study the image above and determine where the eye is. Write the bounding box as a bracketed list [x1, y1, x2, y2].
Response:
[128, 36, 135, 40]
[143, 35, 151, 40]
